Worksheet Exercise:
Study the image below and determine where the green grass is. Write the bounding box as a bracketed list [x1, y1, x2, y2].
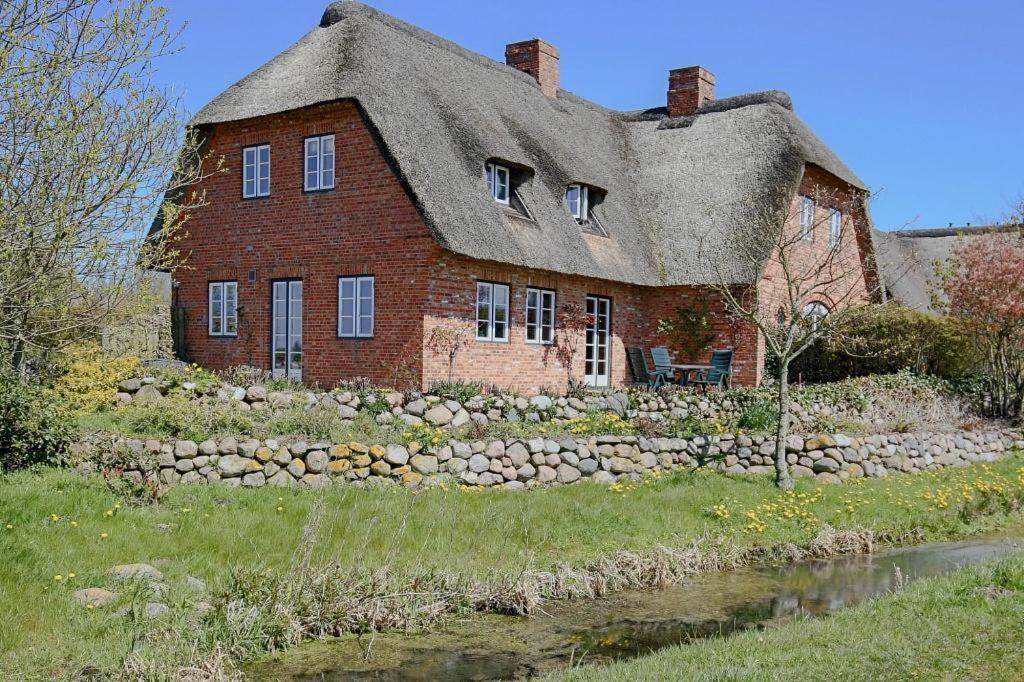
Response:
[1, 457, 1023, 678]
[547, 553, 1024, 681]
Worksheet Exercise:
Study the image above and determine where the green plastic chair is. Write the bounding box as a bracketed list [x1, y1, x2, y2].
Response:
[689, 349, 734, 391]
[650, 347, 674, 375]
[627, 347, 672, 389]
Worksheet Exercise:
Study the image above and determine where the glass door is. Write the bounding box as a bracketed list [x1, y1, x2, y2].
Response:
[584, 295, 611, 387]
[271, 280, 302, 381]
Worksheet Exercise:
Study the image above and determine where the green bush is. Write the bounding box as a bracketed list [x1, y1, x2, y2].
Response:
[736, 399, 778, 432]
[427, 379, 485, 403]
[784, 304, 977, 383]
[0, 372, 77, 471]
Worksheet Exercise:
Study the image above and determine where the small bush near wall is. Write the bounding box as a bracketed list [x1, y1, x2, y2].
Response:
[0, 371, 76, 471]
[50, 343, 141, 414]
[784, 304, 977, 384]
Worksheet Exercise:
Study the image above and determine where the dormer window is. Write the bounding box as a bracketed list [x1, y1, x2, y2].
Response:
[566, 184, 588, 222]
[566, 183, 607, 236]
[486, 162, 510, 204]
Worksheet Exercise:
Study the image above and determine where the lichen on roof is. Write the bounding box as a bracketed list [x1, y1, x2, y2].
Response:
[190, 0, 869, 287]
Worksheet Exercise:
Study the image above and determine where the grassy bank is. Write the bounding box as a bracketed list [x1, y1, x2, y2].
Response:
[548, 552, 1024, 681]
[1, 457, 1023, 678]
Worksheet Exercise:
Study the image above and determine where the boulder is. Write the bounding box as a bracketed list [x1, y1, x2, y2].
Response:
[468, 454, 490, 473]
[384, 444, 410, 466]
[410, 454, 439, 475]
[74, 587, 117, 607]
[305, 450, 329, 474]
[217, 455, 253, 477]
[424, 404, 454, 426]
[245, 386, 268, 402]
[242, 472, 266, 487]
[556, 464, 581, 484]
[133, 384, 163, 405]
[109, 563, 163, 581]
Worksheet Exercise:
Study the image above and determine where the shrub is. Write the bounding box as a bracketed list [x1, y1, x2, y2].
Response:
[563, 412, 636, 437]
[427, 380, 485, 403]
[0, 372, 77, 471]
[50, 343, 141, 413]
[737, 399, 778, 432]
[786, 304, 977, 383]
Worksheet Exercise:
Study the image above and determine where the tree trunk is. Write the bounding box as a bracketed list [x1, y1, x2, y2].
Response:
[774, 361, 795, 490]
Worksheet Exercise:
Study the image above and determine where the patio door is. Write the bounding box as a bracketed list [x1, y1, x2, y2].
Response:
[584, 295, 612, 387]
[271, 280, 302, 381]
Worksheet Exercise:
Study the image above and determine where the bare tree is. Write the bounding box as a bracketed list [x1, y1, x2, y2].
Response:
[0, 0, 213, 375]
[700, 185, 878, 489]
[425, 320, 473, 383]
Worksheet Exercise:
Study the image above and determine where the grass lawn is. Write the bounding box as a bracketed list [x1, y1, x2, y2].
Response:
[547, 552, 1024, 681]
[1, 457, 1023, 678]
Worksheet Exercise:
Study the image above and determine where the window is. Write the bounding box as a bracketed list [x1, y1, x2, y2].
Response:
[476, 282, 509, 342]
[803, 301, 830, 330]
[800, 196, 815, 241]
[338, 276, 374, 338]
[525, 288, 555, 344]
[485, 162, 510, 204]
[243, 144, 270, 198]
[208, 281, 238, 336]
[829, 208, 842, 248]
[566, 184, 589, 223]
[304, 134, 336, 192]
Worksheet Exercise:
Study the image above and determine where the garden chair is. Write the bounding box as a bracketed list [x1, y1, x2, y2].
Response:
[650, 347, 676, 380]
[689, 349, 734, 392]
[627, 347, 672, 389]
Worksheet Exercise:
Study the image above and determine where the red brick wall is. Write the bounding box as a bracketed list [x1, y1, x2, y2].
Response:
[172, 100, 440, 388]
[173, 101, 874, 393]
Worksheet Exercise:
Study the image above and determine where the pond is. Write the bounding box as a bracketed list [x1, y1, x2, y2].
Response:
[249, 533, 1024, 681]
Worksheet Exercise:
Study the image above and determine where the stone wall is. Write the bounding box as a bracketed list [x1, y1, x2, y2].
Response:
[78, 429, 1023, 491]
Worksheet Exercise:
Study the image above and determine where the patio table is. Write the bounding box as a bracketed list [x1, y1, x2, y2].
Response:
[670, 363, 712, 386]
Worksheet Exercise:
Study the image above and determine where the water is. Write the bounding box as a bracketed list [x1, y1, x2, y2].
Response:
[250, 535, 1023, 680]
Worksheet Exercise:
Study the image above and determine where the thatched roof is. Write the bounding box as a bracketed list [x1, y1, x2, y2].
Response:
[191, 1, 867, 286]
[873, 224, 1023, 312]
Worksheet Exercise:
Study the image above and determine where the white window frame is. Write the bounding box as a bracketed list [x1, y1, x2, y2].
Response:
[476, 282, 510, 342]
[800, 196, 815, 241]
[525, 288, 556, 344]
[566, 184, 590, 223]
[243, 144, 271, 198]
[338, 276, 374, 338]
[208, 281, 238, 337]
[485, 162, 510, 205]
[829, 208, 842, 248]
[304, 134, 336, 192]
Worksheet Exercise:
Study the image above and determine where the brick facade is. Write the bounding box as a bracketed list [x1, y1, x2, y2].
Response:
[173, 101, 872, 392]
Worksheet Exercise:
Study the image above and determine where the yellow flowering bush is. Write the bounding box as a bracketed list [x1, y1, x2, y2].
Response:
[52, 343, 140, 414]
[401, 422, 447, 448]
[564, 412, 637, 437]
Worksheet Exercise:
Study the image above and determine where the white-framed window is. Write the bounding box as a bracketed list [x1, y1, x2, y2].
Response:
[304, 134, 336, 192]
[829, 208, 842, 248]
[208, 281, 238, 337]
[243, 144, 270, 198]
[476, 282, 509, 342]
[485, 162, 510, 204]
[566, 184, 590, 223]
[338, 276, 374, 338]
[525, 288, 556, 344]
[804, 301, 830, 330]
[800, 196, 815, 241]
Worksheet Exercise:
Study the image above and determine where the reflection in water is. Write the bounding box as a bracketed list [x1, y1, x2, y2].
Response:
[254, 536, 1023, 681]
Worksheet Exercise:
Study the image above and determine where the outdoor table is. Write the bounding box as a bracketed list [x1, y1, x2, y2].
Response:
[670, 364, 711, 386]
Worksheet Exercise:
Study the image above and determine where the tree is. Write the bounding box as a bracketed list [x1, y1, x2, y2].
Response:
[425, 320, 473, 382]
[700, 186, 877, 489]
[942, 224, 1024, 422]
[545, 302, 592, 392]
[0, 0, 211, 375]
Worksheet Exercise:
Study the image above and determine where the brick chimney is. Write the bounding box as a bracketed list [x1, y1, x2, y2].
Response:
[505, 39, 560, 98]
[667, 66, 715, 117]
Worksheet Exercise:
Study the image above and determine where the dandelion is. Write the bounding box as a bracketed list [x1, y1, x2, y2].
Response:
[4, 524, 12, 530]
[99, 532, 109, 540]
[276, 506, 284, 513]
[68, 572, 76, 578]
[70, 521, 78, 528]
[86, 604, 95, 610]
[53, 575, 63, 582]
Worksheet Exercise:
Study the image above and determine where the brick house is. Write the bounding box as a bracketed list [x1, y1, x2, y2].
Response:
[161, 1, 879, 392]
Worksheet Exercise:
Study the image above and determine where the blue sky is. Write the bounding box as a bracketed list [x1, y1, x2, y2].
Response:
[158, 0, 1023, 231]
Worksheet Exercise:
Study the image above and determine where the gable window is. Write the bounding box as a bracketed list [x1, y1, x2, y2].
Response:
[338, 276, 374, 338]
[525, 288, 555, 344]
[485, 162, 510, 204]
[828, 208, 842, 248]
[243, 144, 270, 198]
[476, 282, 509, 342]
[305, 134, 336, 192]
[208, 281, 238, 337]
[800, 196, 815, 241]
